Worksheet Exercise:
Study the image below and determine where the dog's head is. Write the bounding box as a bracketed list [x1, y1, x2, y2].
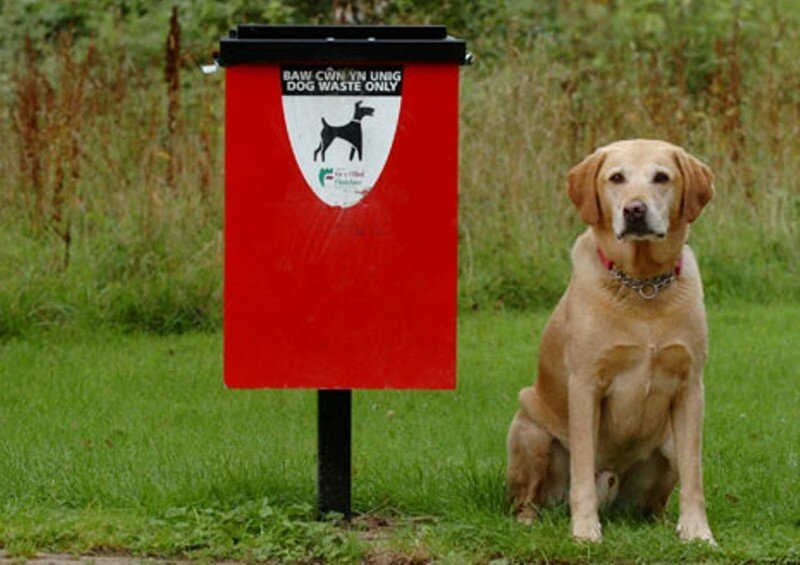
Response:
[567, 139, 714, 240]
[354, 101, 375, 120]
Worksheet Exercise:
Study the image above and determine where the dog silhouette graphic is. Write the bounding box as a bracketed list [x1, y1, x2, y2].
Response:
[313, 101, 375, 162]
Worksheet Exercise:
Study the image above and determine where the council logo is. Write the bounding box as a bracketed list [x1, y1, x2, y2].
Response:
[318, 167, 334, 187]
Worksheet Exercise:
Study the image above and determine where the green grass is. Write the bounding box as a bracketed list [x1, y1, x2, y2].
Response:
[1, 305, 798, 562]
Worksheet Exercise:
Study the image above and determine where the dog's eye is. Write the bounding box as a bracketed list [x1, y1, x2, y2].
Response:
[609, 172, 625, 184]
[653, 171, 670, 183]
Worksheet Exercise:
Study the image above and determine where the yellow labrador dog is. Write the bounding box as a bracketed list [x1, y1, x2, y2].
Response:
[506, 139, 715, 543]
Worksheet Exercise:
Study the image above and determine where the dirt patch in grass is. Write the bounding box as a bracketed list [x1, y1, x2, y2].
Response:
[350, 514, 436, 564]
[363, 549, 432, 565]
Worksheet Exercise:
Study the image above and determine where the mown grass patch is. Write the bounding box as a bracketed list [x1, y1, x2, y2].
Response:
[0, 304, 797, 562]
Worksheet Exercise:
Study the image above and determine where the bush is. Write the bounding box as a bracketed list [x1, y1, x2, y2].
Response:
[0, 1, 797, 336]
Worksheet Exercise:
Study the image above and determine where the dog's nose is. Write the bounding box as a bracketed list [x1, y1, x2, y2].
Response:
[623, 200, 647, 221]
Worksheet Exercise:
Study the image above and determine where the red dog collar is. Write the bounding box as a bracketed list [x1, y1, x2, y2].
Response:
[597, 247, 683, 276]
[597, 247, 683, 299]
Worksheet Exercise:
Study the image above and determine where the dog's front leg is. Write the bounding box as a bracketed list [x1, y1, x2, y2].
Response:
[672, 373, 715, 544]
[568, 376, 602, 542]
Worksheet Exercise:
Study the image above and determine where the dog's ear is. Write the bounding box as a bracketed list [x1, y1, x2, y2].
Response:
[673, 148, 714, 223]
[355, 100, 362, 107]
[567, 149, 606, 225]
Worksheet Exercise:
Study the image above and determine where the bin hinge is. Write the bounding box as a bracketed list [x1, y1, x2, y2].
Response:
[201, 58, 221, 74]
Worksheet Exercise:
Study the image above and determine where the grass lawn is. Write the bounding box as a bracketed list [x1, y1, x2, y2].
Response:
[0, 304, 798, 562]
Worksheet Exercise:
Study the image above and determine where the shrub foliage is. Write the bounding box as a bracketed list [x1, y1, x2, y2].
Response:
[0, 1, 797, 337]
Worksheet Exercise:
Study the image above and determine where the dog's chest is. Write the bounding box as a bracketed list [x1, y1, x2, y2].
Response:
[597, 341, 692, 460]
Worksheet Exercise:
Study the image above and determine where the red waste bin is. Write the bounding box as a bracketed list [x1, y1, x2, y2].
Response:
[219, 25, 468, 390]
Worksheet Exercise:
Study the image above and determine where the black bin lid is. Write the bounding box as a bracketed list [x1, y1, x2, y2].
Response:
[217, 25, 468, 66]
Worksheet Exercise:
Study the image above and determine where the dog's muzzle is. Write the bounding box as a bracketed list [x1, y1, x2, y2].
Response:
[619, 200, 664, 239]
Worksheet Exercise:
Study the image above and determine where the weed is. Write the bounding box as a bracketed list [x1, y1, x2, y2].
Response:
[164, 5, 181, 191]
[0, 3, 798, 334]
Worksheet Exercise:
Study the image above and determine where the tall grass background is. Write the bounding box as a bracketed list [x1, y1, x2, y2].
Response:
[0, 1, 798, 339]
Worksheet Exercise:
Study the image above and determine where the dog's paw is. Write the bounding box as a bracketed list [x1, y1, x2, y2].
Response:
[677, 517, 716, 545]
[516, 513, 534, 526]
[572, 518, 602, 542]
[515, 505, 536, 526]
[595, 470, 619, 509]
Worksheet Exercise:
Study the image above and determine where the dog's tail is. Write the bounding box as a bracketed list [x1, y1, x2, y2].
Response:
[321, 117, 329, 128]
